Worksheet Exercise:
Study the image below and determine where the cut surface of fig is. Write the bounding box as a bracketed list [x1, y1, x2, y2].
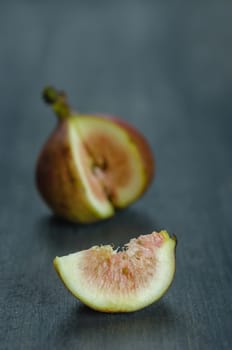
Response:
[54, 230, 176, 312]
[68, 121, 115, 217]
[71, 116, 152, 208]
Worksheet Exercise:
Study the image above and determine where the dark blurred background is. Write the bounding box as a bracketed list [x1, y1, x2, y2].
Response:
[0, 1, 232, 349]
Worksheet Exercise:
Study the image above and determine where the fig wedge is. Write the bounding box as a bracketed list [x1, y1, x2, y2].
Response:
[54, 230, 176, 312]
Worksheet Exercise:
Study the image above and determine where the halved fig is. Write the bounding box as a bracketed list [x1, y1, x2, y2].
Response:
[54, 230, 176, 312]
[36, 87, 155, 223]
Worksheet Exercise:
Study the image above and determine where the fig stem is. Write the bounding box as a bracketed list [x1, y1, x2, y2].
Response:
[42, 86, 71, 120]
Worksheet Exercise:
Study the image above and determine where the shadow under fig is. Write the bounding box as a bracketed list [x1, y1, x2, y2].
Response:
[50, 300, 181, 348]
[36, 207, 161, 256]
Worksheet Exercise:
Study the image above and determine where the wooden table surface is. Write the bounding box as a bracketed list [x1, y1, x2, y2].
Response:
[0, 1, 232, 349]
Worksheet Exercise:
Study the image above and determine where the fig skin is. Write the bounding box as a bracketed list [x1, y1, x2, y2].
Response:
[36, 87, 155, 223]
[36, 120, 114, 223]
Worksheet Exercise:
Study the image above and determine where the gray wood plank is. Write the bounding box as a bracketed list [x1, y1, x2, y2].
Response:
[0, 1, 232, 349]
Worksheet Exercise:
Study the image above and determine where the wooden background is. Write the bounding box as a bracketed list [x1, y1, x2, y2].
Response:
[0, 1, 231, 349]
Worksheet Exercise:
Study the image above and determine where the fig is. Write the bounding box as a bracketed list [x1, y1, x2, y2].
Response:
[36, 87, 154, 223]
[54, 230, 176, 312]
